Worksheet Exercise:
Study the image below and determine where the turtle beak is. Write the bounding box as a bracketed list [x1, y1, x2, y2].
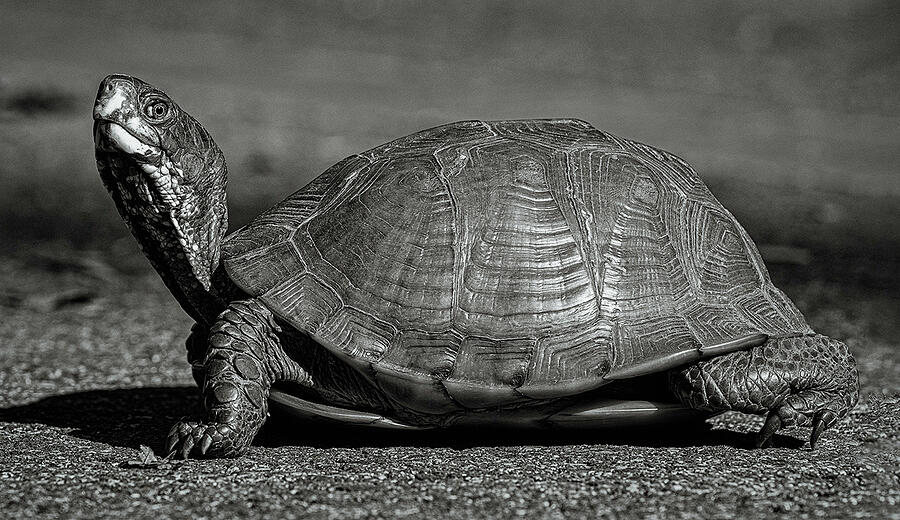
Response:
[94, 74, 139, 122]
[93, 118, 163, 165]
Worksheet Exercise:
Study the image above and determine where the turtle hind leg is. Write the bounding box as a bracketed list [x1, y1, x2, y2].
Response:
[669, 334, 859, 449]
[166, 298, 312, 458]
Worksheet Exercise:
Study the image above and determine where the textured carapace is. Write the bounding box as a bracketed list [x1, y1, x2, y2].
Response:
[222, 119, 812, 414]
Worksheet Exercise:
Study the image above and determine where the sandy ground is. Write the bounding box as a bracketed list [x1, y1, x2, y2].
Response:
[0, 250, 897, 519]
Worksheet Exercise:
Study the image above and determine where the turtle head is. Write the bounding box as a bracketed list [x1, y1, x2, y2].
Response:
[93, 74, 227, 319]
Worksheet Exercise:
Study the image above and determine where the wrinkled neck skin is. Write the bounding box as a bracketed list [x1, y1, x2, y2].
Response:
[95, 132, 230, 325]
[93, 75, 239, 325]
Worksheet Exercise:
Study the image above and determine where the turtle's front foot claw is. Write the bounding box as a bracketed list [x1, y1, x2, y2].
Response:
[165, 420, 242, 459]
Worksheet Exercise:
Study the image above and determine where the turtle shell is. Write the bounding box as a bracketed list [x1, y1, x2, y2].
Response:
[222, 119, 811, 414]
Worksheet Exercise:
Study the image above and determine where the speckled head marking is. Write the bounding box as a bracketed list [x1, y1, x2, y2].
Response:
[93, 74, 228, 321]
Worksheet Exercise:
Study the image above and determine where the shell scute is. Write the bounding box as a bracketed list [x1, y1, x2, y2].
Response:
[260, 272, 341, 333]
[316, 307, 395, 362]
[451, 140, 599, 337]
[299, 155, 456, 330]
[611, 317, 700, 370]
[380, 329, 462, 378]
[522, 324, 612, 389]
[224, 241, 304, 295]
[449, 336, 535, 388]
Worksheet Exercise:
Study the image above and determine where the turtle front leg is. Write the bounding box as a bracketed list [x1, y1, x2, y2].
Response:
[166, 299, 312, 458]
[669, 334, 859, 448]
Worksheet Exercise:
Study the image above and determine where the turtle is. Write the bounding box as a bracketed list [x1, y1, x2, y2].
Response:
[92, 74, 858, 458]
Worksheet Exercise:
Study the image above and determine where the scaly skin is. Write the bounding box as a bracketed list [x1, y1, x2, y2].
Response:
[670, 334, 859, 447]
[167, 299, 313, 458]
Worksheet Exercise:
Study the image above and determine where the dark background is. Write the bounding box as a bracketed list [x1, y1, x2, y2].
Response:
[1, 2, 898, 518]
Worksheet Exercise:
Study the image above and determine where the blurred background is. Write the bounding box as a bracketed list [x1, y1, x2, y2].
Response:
[1, 0, 898, 291]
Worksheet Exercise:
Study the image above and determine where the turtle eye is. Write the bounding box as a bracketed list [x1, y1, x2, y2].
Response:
[143, 100, 170, 120]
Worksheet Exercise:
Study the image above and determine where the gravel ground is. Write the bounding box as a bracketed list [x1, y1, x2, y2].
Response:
[0, 251, 897, 519]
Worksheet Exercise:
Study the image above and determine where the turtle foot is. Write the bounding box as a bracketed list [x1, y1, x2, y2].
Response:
[165, 419, 244, 459]
[671, 333, 858, 449]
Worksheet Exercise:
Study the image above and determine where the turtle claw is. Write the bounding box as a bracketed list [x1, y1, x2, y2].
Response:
[809, 410, 835, 449]
[179, 431, 196, 459]
[756, 412, 782, 448]
[165, 436, 176, 455]
[164, 420, 187, 455]
[198, 433, 213, 455]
